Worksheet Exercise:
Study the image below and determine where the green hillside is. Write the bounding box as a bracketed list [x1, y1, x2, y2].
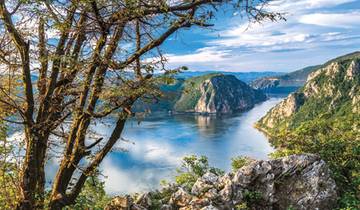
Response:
[174, 73, 222, 112]
[256, 53, 360, 208]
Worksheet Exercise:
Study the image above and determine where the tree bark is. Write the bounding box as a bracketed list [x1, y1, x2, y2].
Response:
[16, 128, 49, 210]
[49, 117, 127, 210]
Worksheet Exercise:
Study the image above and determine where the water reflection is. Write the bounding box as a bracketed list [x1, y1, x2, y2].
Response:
[97, 97, 284, 194]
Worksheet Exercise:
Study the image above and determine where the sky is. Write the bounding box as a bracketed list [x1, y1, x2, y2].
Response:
[161, 0, 360, 72]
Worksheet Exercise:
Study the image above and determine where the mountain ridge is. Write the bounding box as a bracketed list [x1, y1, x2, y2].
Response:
[134, 73, 267, 114]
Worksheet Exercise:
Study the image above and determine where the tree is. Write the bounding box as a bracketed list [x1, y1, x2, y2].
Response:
[0, 74, 22, 209]
[0, 0, 281, 209]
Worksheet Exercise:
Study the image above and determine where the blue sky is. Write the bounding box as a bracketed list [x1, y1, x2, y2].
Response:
[161, 0, 360, 72]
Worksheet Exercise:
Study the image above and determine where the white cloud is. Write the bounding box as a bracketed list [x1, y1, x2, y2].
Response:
[299, 12, 360, 28]
[213, 30, 312, 48]
[165, 47, 231, 64]
[266, 0, 356, 13]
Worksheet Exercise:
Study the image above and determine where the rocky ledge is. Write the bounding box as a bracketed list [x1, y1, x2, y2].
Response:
[105, 154, 337, 210]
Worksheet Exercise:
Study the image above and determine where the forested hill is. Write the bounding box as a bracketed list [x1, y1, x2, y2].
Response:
[134, 73, 266, 114]
[250, 65, 321, 93]
[257, 51, 360, 133]
[255, 51, 360, 206]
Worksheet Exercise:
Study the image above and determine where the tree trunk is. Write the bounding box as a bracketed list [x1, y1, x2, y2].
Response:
[49, 117, 127, 209]
[16, 127, 48, 210]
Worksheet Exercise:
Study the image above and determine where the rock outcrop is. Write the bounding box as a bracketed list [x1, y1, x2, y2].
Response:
[257, 53, 360, 133]
[105, 154, 337, 210]
[257, 92, 305, 129]
[175, 74, 266, 114]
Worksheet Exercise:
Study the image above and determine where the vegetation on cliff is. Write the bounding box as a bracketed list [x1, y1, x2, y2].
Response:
[256, 53, 360, 208]
[174, 74, 266, 113]
[134, 73, 267, 114]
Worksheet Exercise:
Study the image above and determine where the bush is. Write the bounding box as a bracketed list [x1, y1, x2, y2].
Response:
[65, 175, 111, 210]
[231, 156, 251, 171]
[0, 123, 21, 209]
[175, 155, 224, 190]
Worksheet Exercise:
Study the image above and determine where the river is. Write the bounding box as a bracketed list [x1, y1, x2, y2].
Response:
[96, 97, 283, 194]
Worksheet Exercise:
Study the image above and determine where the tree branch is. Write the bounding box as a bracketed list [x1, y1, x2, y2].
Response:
[0, 0, 34, 123]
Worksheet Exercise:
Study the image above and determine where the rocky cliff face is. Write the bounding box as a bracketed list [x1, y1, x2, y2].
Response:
[105, 154, 338, 210]
[257, 55, 360, 132]
[257, 92, 305, 129]
[175, 74, 266, 114]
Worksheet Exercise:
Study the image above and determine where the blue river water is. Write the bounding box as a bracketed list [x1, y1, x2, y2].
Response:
[95, 97, 283, 194]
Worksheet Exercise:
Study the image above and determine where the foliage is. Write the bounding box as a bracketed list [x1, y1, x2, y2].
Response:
[0, 77, 21, 209]
[243, 190, 262, 203]
[0, 123, 21, 209]
[259, 56, 360, 209]
[132, 78, 185, 112]
[65, 175, 111, 210]
[174, 74, 222, 112]
[240, 190, 263, 209]
[231, 156, 252, 171]
[175, 155, 224, 190]
[0, 0, 283, 208]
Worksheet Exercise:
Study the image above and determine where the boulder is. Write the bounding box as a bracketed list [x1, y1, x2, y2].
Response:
[169, 187, 192, 207]
[230, 154, 337, 209]
[191, 172, 218, 195]
[107, 154, 338, 210]
[105, 195, 133, 210]
[135, 192, 152, 208]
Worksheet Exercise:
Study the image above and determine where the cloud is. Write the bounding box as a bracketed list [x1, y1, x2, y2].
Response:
[212, 31, 312, 48]
[162, 0, 360, 72]
[298, 12, 360, 28]
[266, 0, 356, 13]
[165, 47, 231, 64]
[100, 158, 173, 194]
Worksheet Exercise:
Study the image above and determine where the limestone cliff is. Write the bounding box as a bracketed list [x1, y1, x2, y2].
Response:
[256, 52, 360, 133]
[106, 154, 338, 210]
[175, 74, 266, 114]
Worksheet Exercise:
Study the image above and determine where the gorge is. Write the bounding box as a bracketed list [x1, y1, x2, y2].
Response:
[102, 51, 360, 209]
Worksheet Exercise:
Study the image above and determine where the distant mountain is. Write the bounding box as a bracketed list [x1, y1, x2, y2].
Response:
[174, 74, 266, 114]
[256, 51, 360, 134]
[176, 71, 283, 83]
[250, 65, 321, 93]
[134, 73, 267, 114]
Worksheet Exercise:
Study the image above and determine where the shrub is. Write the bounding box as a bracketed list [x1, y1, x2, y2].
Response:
[175, 155, 224, 190]
[231, 156, 251, 171]
[65, 175, 111, 210]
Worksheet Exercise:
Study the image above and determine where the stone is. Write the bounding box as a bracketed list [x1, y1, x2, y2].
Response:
[189, 197, 210, 209]
[135, 192, 152, 208]
[203, 188, 219, 200]
[175, 74, 266, 114]
[160, 204, 173, 210]
[194, 75, 266, 114]
[107, 154, 338, 210]
[257, 92, 305, 129]
[232, 154, 338, 210]
[130, 204, 146, 210]
[191, 172, 219, 195]
[169, 187, 192, 207]
[105, 195, 133, 210]
[200, 204, 219, 210]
